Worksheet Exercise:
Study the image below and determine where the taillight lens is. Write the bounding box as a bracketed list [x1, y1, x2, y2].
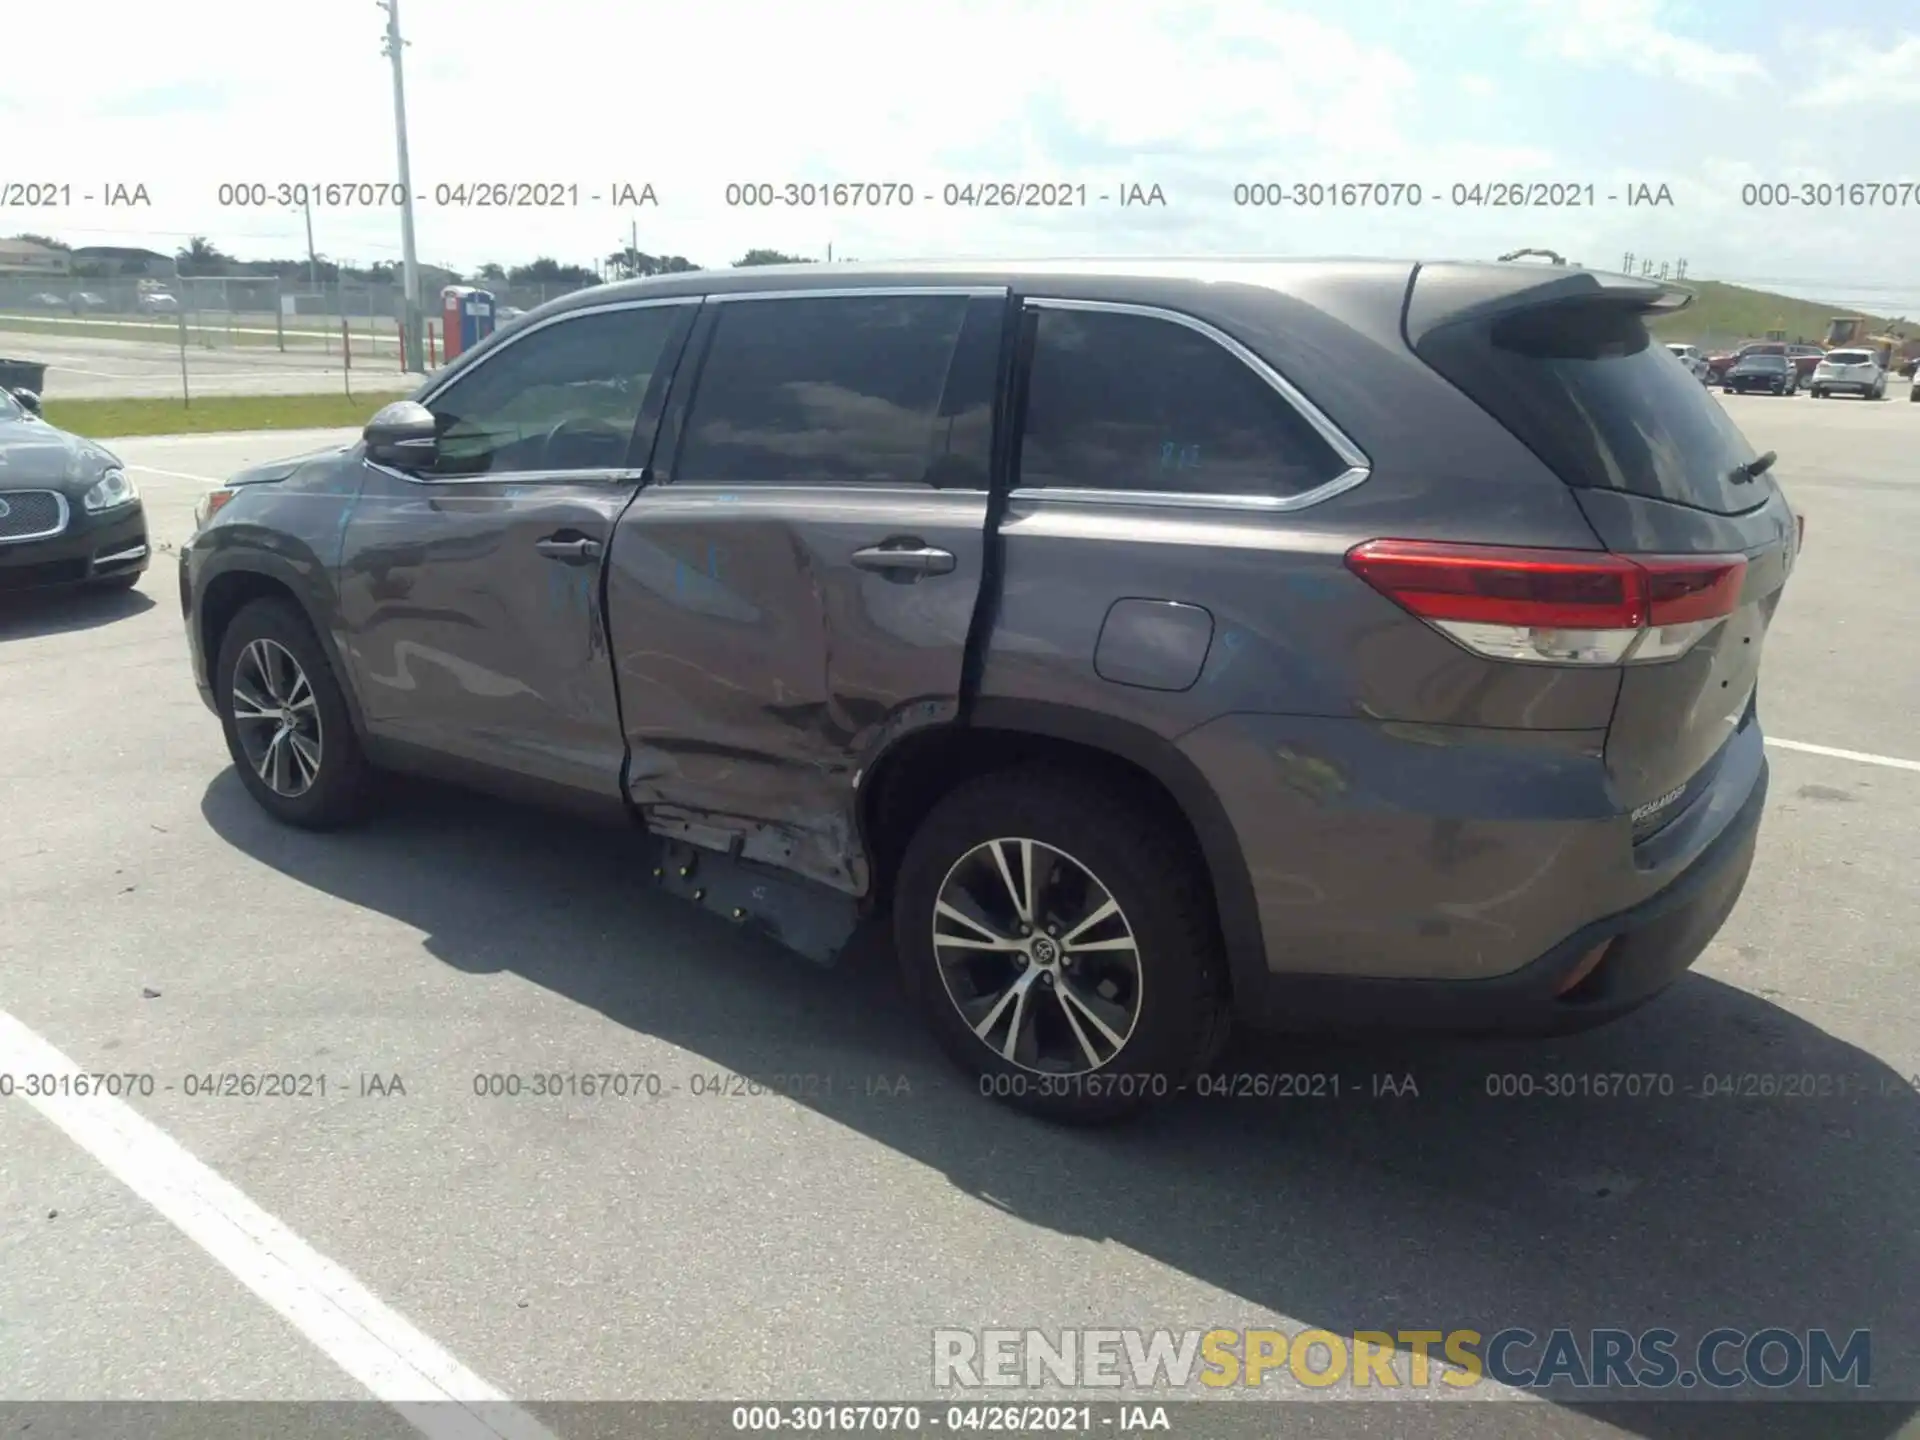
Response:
[193, 488, 235, 531]
[1346, 540, 1748, 666]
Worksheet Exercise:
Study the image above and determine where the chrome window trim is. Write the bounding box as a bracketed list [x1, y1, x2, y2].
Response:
[1013, 296, 1372, 513]
[706, 286, 1007, 303]
[414, 295, 705, 408]
[0, 489, 70, 543]
[380, 296, 706, 487]
[363, 458, 648, 489]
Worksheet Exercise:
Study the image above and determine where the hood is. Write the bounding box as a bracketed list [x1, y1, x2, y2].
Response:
[0, 416, 122, 493]
[226, 441, 356, 488]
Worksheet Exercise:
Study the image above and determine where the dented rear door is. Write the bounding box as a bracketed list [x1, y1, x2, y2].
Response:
[605, 287, 1006, 895]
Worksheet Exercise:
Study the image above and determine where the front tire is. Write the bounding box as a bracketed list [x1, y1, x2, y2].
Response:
[893, 767, 1228, 1124]
[214, 598, 373, 829]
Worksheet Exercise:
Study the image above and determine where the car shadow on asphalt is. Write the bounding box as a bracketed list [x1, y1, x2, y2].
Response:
[0, 584, 154, 639]
[201, 770, 1918, 1440]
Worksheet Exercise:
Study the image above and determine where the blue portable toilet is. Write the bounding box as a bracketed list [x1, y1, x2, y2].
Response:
[441, 286, 497, 360]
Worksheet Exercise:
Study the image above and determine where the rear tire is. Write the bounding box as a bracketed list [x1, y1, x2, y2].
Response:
[893, 767, 1228, 1125]
[214, 598, 374, 830]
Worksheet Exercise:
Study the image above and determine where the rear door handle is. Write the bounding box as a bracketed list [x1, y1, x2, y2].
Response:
[850, 544, 955, 577]
[535, 535, 603, 563]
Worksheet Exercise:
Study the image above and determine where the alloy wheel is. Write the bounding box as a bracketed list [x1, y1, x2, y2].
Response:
[230, 638, 324, 798]
[931, 837, 1144, 1075]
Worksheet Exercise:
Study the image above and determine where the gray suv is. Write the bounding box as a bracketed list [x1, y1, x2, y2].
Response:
[180, 260, 1795, 1122]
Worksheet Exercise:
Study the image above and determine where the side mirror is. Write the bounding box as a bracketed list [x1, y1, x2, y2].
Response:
[10, 388, 41, 416]
[363, 400, 438, 471]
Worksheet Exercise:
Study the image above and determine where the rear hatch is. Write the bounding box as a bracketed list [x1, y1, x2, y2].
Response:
[1404, 265, 1798, 838]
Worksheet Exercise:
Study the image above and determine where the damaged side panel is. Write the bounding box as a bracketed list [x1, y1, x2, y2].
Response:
[601, 289, 1008, 959]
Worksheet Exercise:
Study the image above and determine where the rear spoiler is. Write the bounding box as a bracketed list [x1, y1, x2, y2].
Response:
[1403, 262, 1693, 348]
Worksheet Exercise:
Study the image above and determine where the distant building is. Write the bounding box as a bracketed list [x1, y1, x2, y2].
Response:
[69, 245, 173, 277]
[0, 238, 71, 276]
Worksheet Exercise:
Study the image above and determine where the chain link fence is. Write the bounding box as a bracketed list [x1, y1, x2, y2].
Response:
[0, 273, 601, 360]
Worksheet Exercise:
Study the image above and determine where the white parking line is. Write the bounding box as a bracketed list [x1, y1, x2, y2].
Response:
[0, 1009, 560, 1440]
[1766, 738, 1920, 774]
[126, 464, 220, 484]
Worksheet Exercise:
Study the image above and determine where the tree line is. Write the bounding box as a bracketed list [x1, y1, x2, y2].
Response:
[8, 233, 815, 285]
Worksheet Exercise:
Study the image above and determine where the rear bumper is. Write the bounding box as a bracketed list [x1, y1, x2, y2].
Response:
[1245, 757, 1767, 1036]
[0, 503, 149, 592]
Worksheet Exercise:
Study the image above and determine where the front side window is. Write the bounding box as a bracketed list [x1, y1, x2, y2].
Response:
[425, 305, 689, 477]
[675, 294, 973, 487]
[1016, 307, 1347, 498]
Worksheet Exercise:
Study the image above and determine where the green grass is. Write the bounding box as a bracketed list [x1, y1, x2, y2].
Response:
[1649, 281, 1916, 348]
[45, 392, 414, 438]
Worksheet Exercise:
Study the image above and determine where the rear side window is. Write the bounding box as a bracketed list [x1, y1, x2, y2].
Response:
[1417, 302, 1766, 515]
[676, 294, 974, 487]
[1016, 307, 1348, 498]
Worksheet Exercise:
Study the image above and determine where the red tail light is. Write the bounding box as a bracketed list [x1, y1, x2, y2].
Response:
[1346, 540, 1747, 666]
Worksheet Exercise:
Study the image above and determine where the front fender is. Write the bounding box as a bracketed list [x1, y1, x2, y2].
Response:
[189, 499, 368, 743]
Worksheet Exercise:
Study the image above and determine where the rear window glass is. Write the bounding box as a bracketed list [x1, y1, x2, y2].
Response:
[1417, 301, 1767, 515]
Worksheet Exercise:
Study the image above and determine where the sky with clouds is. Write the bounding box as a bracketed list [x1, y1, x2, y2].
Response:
[8, 0, 1919, 310]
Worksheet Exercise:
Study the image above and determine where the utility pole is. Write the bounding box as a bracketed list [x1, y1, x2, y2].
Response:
[303, 194, 319, 293]
[379, 0, 424, 373]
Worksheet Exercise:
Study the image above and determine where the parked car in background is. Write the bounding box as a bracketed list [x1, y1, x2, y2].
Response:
[180, 259, 1792, 1123]
[1724, 352, 1799, 395]
[0, 386, 149, 594]
[1665, 342, 1709, 381]
[1706, 341, 1784, 383]
[1809, 348, 1887, 400]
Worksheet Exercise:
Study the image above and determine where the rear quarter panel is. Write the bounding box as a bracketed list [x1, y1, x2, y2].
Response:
[977, 278, 1640, 983]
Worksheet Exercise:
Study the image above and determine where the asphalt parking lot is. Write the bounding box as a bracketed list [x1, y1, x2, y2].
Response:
[1, 390, 1917, 1439]
[0, 324, 423, 399]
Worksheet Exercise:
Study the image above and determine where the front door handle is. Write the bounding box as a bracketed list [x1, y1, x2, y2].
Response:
[850, 543, 956, 577]
[535, 535, 603, 563]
